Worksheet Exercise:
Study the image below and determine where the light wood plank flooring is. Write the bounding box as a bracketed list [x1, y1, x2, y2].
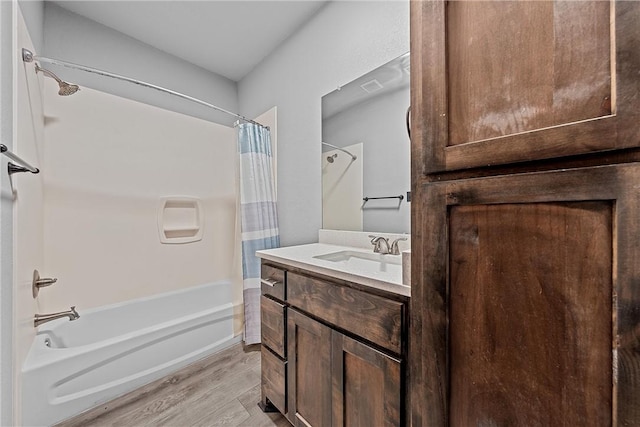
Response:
[57, 343, 290, 427]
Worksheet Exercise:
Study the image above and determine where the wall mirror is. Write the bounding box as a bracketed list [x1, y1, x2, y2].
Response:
[322, 52, 410, 234]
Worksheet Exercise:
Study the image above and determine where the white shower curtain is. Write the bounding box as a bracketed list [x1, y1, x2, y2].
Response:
[237, 122, 279, 345]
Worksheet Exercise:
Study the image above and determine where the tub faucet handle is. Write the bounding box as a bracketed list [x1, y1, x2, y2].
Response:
[32, 269, 58, 298]
[36, 277, 57, 286]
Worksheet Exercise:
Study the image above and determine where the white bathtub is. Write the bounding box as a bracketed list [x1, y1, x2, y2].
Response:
[22, 281, 240, 427]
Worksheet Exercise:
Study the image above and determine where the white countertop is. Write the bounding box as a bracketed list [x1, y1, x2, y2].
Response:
[256, 243, 410, 297]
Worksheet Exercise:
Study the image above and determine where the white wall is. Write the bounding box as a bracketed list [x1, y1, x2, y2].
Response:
[238, 0, 409, 246]
[41, 83, 236, 313]
[323, 87, 410, 233]
[18, 1, 43, 53]
[43, 3, 239, 127]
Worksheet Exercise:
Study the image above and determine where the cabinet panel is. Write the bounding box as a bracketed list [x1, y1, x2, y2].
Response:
[332, 332, 402, 427]
[288, 272, 404, 355]
[411, 1, 640, 173]
[261, 295, 286, 358]
[450, 202, 612, 425]
[448, 2, 610, 145]
[409, 164, 640, 425]
[287, 309, 332, 427]
[261, 346, 287, 415]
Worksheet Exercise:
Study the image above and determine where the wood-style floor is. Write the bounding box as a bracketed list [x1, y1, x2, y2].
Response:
[57, 343, 290, 427]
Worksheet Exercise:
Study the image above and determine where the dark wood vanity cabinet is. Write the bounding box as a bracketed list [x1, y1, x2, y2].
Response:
[410, 1, 640, 426]
[260, 262, 409, 426]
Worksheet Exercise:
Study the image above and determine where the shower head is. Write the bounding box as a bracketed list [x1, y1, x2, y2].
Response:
[327, 153, 338, 163]
[35, 64, 80, 96]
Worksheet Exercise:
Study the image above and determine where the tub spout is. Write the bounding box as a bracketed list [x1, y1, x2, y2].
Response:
[34, 306, 79, 327]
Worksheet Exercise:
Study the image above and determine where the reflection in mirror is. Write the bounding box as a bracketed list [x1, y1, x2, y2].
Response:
[322, 52, 410, 233]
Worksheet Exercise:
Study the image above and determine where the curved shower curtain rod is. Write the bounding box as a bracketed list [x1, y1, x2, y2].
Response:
[321, 142, 357, 161]
[21, 48, 268, 129]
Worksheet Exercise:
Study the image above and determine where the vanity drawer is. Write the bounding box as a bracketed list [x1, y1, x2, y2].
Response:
[261, 295, 286, 358]
[261, 346, 287, 414]
[287, 272, 404, 355]
[261, 264, 286, 301]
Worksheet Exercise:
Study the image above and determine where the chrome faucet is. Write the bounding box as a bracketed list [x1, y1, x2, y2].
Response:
[34, 306, 79, 327]
[369, 235, 391, 254]
[390, 237, 408, 255]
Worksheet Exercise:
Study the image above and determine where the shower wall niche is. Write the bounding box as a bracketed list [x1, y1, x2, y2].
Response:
[157, 197, 203, 243]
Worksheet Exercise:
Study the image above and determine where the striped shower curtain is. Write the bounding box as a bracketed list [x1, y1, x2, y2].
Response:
[237, 123, 279, 345]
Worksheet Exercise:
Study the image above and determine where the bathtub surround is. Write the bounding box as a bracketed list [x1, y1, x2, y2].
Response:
[238, 123, 279, 345]
[42, 83, 237, 313]
[23, 281, 238, 426]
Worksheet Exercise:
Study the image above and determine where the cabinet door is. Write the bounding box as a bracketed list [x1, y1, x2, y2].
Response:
[287, 309, 332, 427]
[410, 163, 640, 425]
[411, 1, 640, 173]
[332, 332, 402, 427]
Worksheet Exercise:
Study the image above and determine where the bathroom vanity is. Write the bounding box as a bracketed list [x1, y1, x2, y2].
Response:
[257, 241, 409, 427]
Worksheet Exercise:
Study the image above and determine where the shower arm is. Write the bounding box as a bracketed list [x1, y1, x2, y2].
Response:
[21, 48, 268, 129]
[35, 64, 65, 85]
[321, 142, 357, 161]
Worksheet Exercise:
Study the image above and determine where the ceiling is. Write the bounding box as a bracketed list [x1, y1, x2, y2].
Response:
[52, 1, 328, 82]
[323, 52, 410, 120]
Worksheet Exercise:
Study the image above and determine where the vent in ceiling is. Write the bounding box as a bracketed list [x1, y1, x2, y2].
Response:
[360, 79, 383, 94]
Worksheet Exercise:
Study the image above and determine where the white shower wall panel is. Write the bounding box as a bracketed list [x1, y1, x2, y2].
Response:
[42, 82, 237, 313]
[13, 10, 45, 425]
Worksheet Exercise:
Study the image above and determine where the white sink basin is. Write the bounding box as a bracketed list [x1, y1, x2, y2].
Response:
[313, 250, 402, 274]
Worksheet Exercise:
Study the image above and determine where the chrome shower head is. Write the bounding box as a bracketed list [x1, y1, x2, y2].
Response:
[327, 153, 338, 163]
[35, 64, 80, 96]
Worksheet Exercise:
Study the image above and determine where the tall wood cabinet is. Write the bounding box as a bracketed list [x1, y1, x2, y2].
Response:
[409, 1, 640, 426]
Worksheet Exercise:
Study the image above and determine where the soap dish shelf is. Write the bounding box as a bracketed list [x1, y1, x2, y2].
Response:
[157, 197, 203, 244]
